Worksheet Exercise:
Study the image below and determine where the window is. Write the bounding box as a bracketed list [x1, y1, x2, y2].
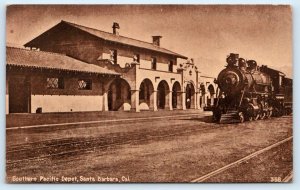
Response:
[168, 61, 173, 72]
[110, 49, 117, 64]
[151, 57, 157, 70]
[78, 79, 92, 90]
[279, 75, 283, 86]
[47, 77, 64, 89]
[133, 54, 140, 63]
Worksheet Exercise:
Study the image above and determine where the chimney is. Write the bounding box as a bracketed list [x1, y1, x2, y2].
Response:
[112, 22, 120, 35]
[152, 36, 162, 46]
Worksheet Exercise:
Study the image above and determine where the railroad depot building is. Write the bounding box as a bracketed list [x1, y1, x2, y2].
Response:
[6, 21, 217, 114]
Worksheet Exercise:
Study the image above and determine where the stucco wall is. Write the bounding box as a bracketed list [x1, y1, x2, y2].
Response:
[31, 95, 103, 113]
[29, 73, 104, 112]
[156, 62, 169, 72]
[100, 42, 177, 66]
[7, 70, 106, 113]
[139, 59, 152, 70]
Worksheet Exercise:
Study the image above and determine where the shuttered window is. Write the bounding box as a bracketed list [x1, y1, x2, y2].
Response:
[47, 77, 64, 89]
[78, 79, 92, 90]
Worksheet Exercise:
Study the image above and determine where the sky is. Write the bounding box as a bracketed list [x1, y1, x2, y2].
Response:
[6, 5, 293, 78]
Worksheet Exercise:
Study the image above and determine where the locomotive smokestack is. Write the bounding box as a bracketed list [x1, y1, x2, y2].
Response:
[226, 53, 239, 67]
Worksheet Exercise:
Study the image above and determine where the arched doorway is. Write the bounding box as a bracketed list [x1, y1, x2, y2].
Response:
[186, 82, 195, 109]
[108, 78, 131, 111]
[207, 84, 215, 106]
[172, 81, 182, 109]
[139, 79, 154, 110]
[157, 80, 170, 109]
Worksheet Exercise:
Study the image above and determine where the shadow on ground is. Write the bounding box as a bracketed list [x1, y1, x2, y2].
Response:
[179, 116, 213, 123]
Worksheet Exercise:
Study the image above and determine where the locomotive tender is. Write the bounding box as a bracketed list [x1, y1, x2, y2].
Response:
[211, 53, 292, 123]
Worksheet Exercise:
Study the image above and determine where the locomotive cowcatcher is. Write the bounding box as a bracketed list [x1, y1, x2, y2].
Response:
[211, 53, 292, 123]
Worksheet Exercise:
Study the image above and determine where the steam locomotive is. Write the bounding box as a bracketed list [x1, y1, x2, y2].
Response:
[211, 53, 292, 123]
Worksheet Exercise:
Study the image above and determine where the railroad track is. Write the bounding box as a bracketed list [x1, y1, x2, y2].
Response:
[7, 114, 288, 151]
[7, 115, 292, 173]
[6, 113, 208, 151]
[7, 114, 210, 153]
[191, 136, 293, 182]
[7, 120, 217, 166]
[282, 171, 293, 182]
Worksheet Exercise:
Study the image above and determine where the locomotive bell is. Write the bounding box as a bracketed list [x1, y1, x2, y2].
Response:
[238, 58, 247, 71]
[247, 60, 258, 71]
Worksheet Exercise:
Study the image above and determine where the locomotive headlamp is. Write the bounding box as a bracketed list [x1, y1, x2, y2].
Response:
[225, 76, 236, 85]
[217, 69, 242, 94]
[224, 72, 239, 86]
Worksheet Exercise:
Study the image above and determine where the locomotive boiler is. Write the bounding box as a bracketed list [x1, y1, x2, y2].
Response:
[212, 53, 292, 123]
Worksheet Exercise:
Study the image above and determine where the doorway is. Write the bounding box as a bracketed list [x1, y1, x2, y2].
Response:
[9, 76, 31, 113]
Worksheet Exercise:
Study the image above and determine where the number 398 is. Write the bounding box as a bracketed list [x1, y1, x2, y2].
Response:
[271, 177, 282, 182]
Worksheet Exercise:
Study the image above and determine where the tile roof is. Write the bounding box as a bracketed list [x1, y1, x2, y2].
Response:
[6, 46, 120, 75]
[25, 20, 187, 59]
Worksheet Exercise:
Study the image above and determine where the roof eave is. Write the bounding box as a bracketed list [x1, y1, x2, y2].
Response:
[100, 37, 188, 59]
[7, 63, 120, 76]
[177, 55, 188, 59]
[62, 21, 189, 59]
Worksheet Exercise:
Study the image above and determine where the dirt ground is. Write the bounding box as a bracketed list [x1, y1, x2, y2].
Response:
[6, 112, 292, 183]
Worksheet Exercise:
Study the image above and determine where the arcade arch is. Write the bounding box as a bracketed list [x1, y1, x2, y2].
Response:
[207, 84, 216, 106]
[172, 81, 182, 109]
[185, 82, 195, 109]
[157, 80, 170, 109]
[108, 78, 131, 111]
[139, 78, 154, 110]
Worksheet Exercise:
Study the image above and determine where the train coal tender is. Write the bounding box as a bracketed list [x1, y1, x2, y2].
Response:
[208, 53, 292, 124]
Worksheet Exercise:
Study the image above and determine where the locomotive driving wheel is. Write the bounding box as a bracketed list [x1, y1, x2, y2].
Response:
[253, 113, 260, 121]
[246, 104, 257, 122]
[259, 112, 266, 120]
[257, 103, 265, 120]
[266, 110, 272, 119]
[238, 112, 245, 123]
[245, 113, 253, 121]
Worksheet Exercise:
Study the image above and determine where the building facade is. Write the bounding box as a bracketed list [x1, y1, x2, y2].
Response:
[6, 21, 217, 114]
[6, 46, 120, 114]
